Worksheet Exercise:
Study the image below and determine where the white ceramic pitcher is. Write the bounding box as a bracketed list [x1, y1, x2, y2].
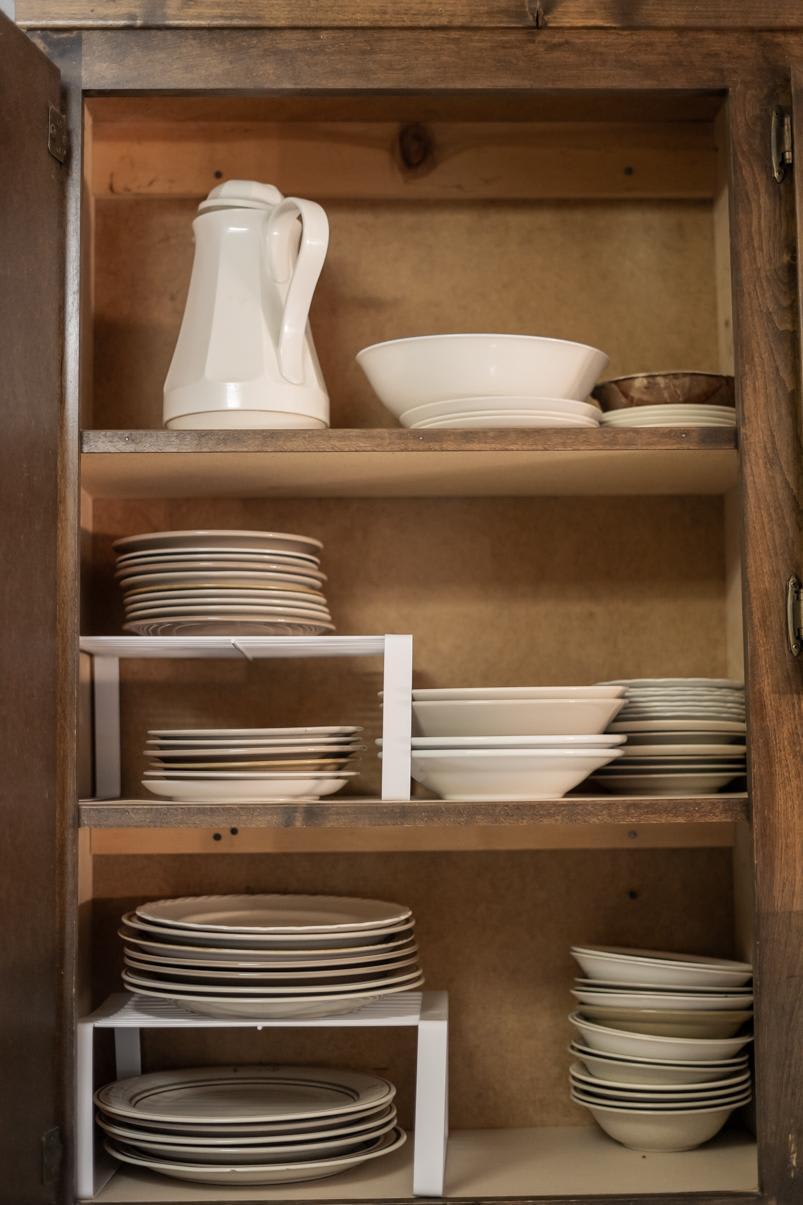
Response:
[163, 180, 330, 429]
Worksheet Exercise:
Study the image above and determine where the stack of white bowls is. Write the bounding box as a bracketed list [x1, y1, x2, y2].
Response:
[96, 1065, 405, 1187]
[568, 944, 754, 1151]
[356, 334, 608, 429]
[589, 678, 746, 796]
[379, 686, 627, 800]
[119, 893, 424, 1019]
[142, 726, 363, 802]
[113, 529, 334, 636]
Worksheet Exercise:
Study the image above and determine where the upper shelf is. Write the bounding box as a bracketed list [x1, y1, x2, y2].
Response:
[80, 428, 738, 498]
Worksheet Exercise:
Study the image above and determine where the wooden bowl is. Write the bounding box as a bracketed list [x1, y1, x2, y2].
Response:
[592, 372, 735, 411]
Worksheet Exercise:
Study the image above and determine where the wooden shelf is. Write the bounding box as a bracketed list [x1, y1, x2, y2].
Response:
[79, 794, 749, 829]
[89, 1125, 758, 1203]
[80, 428, 738, 498]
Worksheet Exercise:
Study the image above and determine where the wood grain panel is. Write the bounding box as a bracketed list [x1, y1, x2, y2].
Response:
[15, 0, 803, 29]
[89, 846, 736, 1130]
[728, 83, 803, 1205]
[90, 196, 719, 430]
[0, 14, 67, 1203]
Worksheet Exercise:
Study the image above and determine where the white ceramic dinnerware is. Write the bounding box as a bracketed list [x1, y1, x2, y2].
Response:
[97, 1065, 405, 1185]
[113, 530, 334, 635]
[567, 942, 753, 1150]
[590, 678, 746, 795]
[398, 396, 601, 429]
[119, 894, 424, 1018]
[599, 404, 736, 429]
[143, 726, 362, 801]
[356, 334, 609, 418]
[412, 693, 625, 738]
[404, 749, 623, 801]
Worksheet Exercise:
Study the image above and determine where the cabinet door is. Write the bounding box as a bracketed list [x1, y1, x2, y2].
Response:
[0, 14, 67, 1205]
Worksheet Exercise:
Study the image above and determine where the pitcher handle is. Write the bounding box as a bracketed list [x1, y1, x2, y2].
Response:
[266, 197, 329, 385]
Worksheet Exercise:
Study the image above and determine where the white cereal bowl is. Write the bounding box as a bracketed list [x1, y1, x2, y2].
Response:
[412, 698, 624, 738]
[568, 1061, 750, 1097]
[569, 1013, 754, 1062]
[356, 334, 609, 417]
[571, 1092, 751, 1152]
[406, 749, 622, 801]
[576, 1007, 752, 1038]
[572, 988, 754, 1011]
[570, 946, 753, 988]
[568, 1042, 749, 1085]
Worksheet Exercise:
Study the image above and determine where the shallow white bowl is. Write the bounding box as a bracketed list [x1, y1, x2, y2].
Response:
[356, 334, 608, 417]
[572, 1092, 749, 1152]
[568, 1042, 750, 1085]
[410, 686, 625, 701]
[412, 697, 624, 737]
[570, 946, 752, 988]
[569, 1013, 754, 1062]
[576, 1006, 752, 1038]
[405, 749, 621, 801]
[569, 1061, 750, 1096]
[572, 988, 754, 1011]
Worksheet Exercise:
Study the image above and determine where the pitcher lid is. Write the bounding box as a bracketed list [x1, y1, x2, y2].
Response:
[199, 180, 284, 212]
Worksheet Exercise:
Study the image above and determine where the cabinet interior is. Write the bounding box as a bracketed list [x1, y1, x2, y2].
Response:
[76, 90, 758, 1200]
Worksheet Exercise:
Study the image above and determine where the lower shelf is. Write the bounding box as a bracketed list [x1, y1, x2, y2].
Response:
[89, 1125, 758, 1203]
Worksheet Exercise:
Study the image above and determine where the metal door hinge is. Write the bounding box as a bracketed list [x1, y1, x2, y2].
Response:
[771, 106, 793, 182]
[787, 575, 803, 656]
[41, 1126, 63, 1185]
[48, 103, 68, 164]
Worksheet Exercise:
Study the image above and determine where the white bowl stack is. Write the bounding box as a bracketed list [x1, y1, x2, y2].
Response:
[142, 726, 363, 802]
[356, 334, 608, 429]
[568, 944, 754, 1151]
[588, 678, 746, 796]
[380, 686, 627, 800]
[113, 529, 334, 636]
[119, 894, 424, 1019]
[96, 1065, 405, 1187]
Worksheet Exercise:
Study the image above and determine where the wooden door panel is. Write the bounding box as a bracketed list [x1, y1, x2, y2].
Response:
[0, 15, 67, 1205]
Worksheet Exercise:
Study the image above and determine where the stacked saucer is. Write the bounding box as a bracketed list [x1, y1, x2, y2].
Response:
[142, 726, 362, 802]
[590, 678, 746, 796]
[568, 944, 754, 1151]
[113, 529, 334, 635]
[599, 405, 735, 429]
[119, 893, 424, 1018]
[96, 1065, 405, 1186]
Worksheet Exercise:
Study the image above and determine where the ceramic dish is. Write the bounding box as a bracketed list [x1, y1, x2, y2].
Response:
[572, 988, 753, 1010]
[140, 775, 353, 800]
[123, 953, 420, 981]
[399, 396, 601, 424]
[126, 619, 336, 637]
[406, 748, 622, 800]
[412, 697, 624, 737]
[122, 965, 423, 996]
[412, 412, 599, 429]
[570, 945, 752, 987]
[409, 686, 625, 701]
[114, 530, 323, 555]
[568, 1041, 749, 1085]
[568, 1062, 750, 1096]
[589, 771, 742, 795]
[121, 911, 415, 948]
[119, 930, 417, 965]
[126, 975, 425, 1018]
[575, 1007, 752, 1038]
[356, 334, 608, 415]
[136, 895, 411, 933]
[570, 1093, 749, 1152]
[96, 1101, 397, 1139]
[150, 727, 360, 739]
[569, 1013, 753, 1061]
[592, 372, 734, 411]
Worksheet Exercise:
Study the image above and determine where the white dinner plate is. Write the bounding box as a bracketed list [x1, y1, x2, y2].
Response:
[117, 559, 326, 579]
[123, 952, 419, 981]
[126, 604, 331, 620]
[96, 1105, 397, 1147]
[141, 775, 352, 801]
[122, 966, 423, 996]
[96, 1066, 394, 1125]
[600, 678, 742, 688]
[137, 895, 412, 933]
[399, 395, 601, 423]
[119, 569, 326, 590]
[620, 744, 746, 757]
[122, 912, 415, 948]
[116, 549, 321, 568]
[104, 1127, 406, 1185]
[147, 743, 361, 756]
[113, 530, 323, 555]
[609, 720, 745, 734]
[126, 976, 425, 1018]
[142, 768, 358, 780]
[147, 759, 357, 772]
[150, 727, 359, 738]
[119, 929, 417, 964]
[412, 412, 599, 429]
[126, 619, 335, 636]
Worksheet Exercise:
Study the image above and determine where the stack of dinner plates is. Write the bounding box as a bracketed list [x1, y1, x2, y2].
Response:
[113, 529, 334, 635]
[397, 396, 602, 430]
[96, 1065, 406, 1186]
[589, 678, 746, 796]
[567, 944, 753, 1151]
[599, 404, 735, 428]
[142, 726, 363, 802]
[379, 686, 627, 800]
[119, 893, 424, 1018]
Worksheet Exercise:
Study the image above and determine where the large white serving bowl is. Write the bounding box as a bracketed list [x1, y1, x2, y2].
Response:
[356, 334, 609, 417]
[405, 749, 621, 800]
[568, 1061, 750, 1097]
[399, 396, 602, 425]
[570, 945, 753, 988]
[569, 1013, 753, 1061]
[568, 1041, 750, 1085]
[412, 697, 624, 737]
[571, 1092, 750, 1152]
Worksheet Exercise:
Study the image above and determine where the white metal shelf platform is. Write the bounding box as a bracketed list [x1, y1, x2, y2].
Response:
[77, 991, 448, 1201]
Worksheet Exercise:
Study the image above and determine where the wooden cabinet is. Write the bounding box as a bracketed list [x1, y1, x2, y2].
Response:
[1, 11, 801, 1205]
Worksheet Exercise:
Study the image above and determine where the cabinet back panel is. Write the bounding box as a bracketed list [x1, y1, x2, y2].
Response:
[91, 847, 735, 1129]
[90, 197, 718, 429]
[86, 494, 726, 797]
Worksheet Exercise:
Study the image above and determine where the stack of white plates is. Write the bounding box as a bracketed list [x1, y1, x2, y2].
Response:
[113, 529, 334, 635]
[380, 686, 627, 800]
[599, 405, 735, 428]
[397, 396, 601, 430]
[119, 894, 424, 1018]
[589, 678, 746, 796]
[142, 726, 363, 801]
[568, 945, 754, 1151]
[96, 1065, 406, 1186]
